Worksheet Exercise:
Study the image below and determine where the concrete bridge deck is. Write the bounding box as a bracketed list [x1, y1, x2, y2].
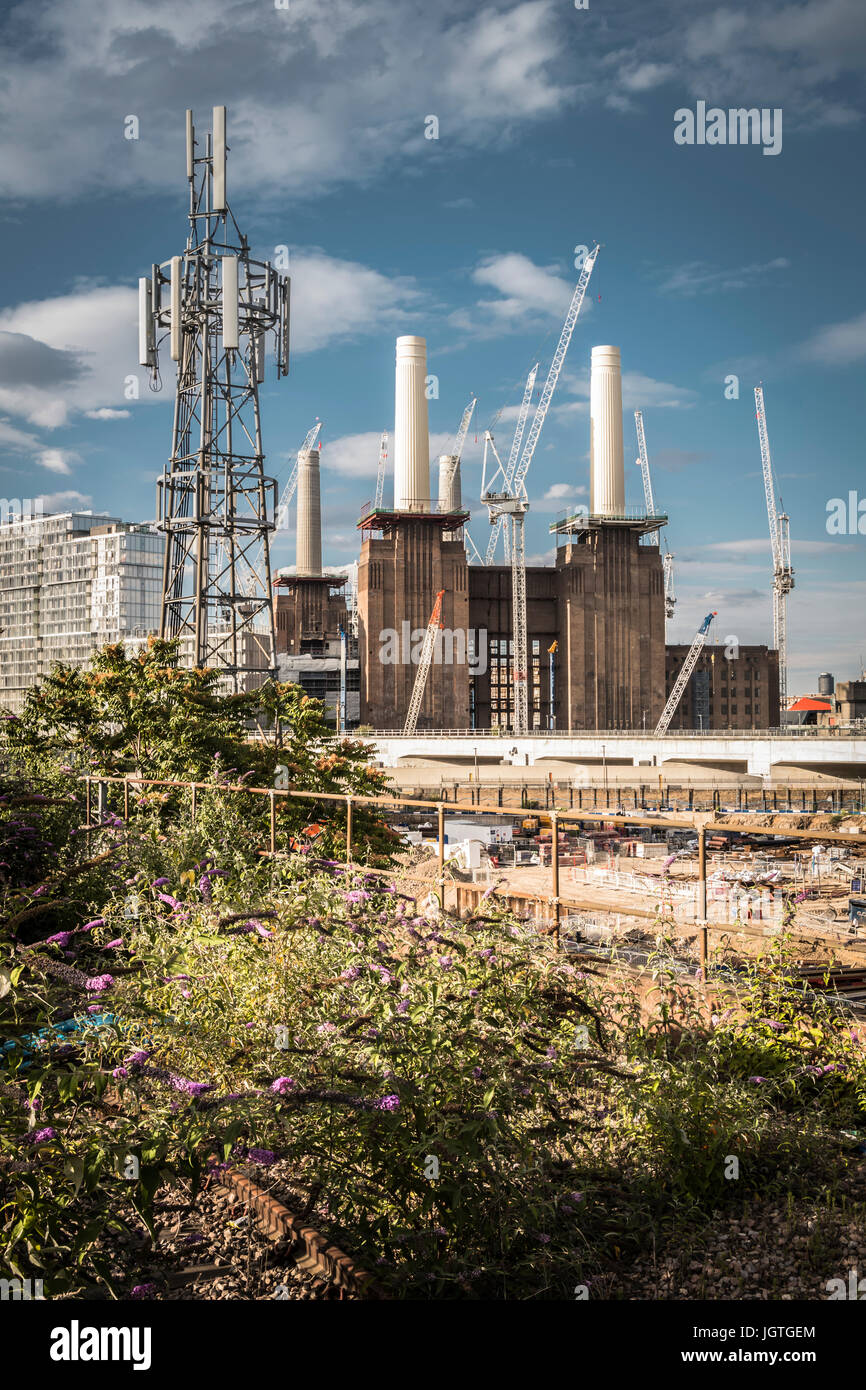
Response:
[359, 731, 866, 781]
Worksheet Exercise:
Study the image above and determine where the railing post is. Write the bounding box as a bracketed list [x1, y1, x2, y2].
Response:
[269, 790, 276, 856]
[699, 922, 709, 985]
[698, 826, 707, 921]
[123, 778, 129, 823]
[551, 811, 560, 947]
[85, 776, 92, 829]
[346, 795, 353, 866]
[97, 781, 107, 820]
[191, 782, 197, 824]
[437, 802, 445, 900]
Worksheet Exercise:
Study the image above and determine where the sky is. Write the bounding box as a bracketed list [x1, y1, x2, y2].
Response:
[0, 0, 864, 693]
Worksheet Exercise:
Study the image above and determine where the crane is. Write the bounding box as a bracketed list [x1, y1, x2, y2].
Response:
[655, 611, 717, 736]
[484, 364, 539, 563]
[634, 409, 676, 620]
[484, 244, 600, 734]
[403, 590, 445, 735]
[374, 430, 389, 511]
[754, 385, 794, 716]
[440, 397, 477, 506]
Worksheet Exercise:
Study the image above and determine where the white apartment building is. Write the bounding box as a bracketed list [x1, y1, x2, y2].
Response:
[0, 512, 164, 712]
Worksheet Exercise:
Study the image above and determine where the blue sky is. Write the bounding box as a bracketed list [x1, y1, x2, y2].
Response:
[0, 0, 864, 691]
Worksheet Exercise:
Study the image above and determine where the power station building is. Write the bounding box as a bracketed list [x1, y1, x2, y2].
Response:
[275, 333, 781, 732]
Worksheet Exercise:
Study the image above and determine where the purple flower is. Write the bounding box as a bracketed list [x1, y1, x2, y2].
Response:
[104, 938, 123, 950]
[546, 1047, 558, 1059]
[438, 956, 454, 970]
[469, 989, 479, 998]
[396, 999, 409, 1014]
[198, 875, 213, 903]
[345, 890, 370, 904]
[472, 1066, 482, 1079]
[374, 1094, 400, 1112]
[760, 1018, 785, 1030]
[365, 1027, 381, 1040]
[270, 1077, 295, 1095]
[377, 969, 394, 985]
[45, 931, 72, 947]
[125, 1049, 151, 1066]
[86, 1004, 101, 1014]
[28, 1127, 57, 1144]
[157, 892, 184, 912]
[85, 974, 114, 993]
[151, 878, 170, 888]
[130, 1284, 157, 1299]
[80, 919, 104, 931]
[537, 1233, 551, 1244]
[748, 1076, 767, 1084]
[341, 965, 362, 980]
[249, 920, 274, 939]
[478, 948, 495, 961]
[317, 1022, 337, 1035]
[33, 885, 47, 898]
[112, 1067, 128, 1079]
[247, 1148, 276, 1166]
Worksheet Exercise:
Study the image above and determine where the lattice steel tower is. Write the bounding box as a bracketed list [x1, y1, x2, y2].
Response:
[139, 106, 290, 689]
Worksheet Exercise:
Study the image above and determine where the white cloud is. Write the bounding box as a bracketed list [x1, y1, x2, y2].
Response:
[37, 449, 76, 475]
[799, 309, 866, 365]
[0, 0, 575, 203]
[0, 253, 422, 429]
[658, 259, 790, 296]
[620, 62, 673, 92]
[0, 285, 139, 427]
[36, 489, 93, 511]
[287, 250, 422, 354]
[453, 252, 587, 339]
[556, 368, 698, 415]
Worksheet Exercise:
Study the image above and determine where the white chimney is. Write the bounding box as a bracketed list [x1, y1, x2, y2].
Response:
[590, 345, 625, 517]
[295, 448, 322, 576]
[394, 335, 430, 511]
[438, 454, 461, 512]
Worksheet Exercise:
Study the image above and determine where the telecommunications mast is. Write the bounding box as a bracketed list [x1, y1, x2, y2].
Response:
[141, 106, 290, 690]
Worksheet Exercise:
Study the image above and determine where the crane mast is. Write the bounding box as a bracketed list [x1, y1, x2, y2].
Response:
[403, 590, 445, 736]
[374, 430, 389, 511]
[655, 611, 716, 736]
[484, 245, 599, 734]
[441, 397, 477, 502]
[635, 408, 676, 619]
[634, 409, 656, 514]
[485, 364, 538, 564]
[754, 386, 794, 716]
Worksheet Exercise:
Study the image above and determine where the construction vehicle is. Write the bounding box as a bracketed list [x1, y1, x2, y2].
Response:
[755, 385, 794, 715]
[403, 590, 445, 736]
[481, 244, 600, 733]
[655, 611, 717, 735]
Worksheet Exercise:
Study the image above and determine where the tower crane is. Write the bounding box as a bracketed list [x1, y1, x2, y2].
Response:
[483, 364, 538, 563]
[654, 611, 716, 736]
[440, 397, 477, 505]
[483, 244, 600, 734]
[754, 385, 794, 716]
[373, 431, 389, 511]
[634, 409, 676, 620]
[403, 590, 445, 735]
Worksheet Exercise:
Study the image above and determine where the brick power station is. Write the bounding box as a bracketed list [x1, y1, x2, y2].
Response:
[274, 336, 779, 733]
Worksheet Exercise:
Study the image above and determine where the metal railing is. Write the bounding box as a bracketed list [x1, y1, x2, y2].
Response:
[357, 727, 865, 739]
[80, 774, 866, 980]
